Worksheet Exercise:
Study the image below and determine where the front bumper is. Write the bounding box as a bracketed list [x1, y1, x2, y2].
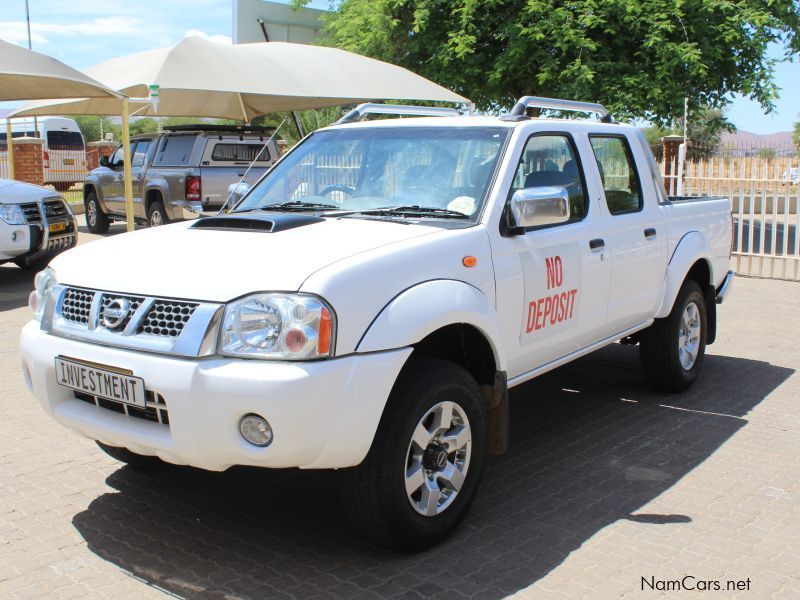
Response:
[20, 322, 411, 471]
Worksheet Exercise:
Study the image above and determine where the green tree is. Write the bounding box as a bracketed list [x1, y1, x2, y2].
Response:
[299, 0, 800, 123]
[74, 116, 120, 143]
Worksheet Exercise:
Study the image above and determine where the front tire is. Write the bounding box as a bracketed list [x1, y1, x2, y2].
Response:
[640, 279, 707, 392]
[147, 200, 169, 228]
[85, 190, 109, 234]
[338, 357, 487, 551]
[96, 441, 164, 470]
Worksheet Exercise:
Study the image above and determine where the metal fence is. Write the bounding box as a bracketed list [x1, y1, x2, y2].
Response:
[662, 155, 800, 281]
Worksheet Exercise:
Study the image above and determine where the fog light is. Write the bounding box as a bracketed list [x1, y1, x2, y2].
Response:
[239, 414, 273, 447]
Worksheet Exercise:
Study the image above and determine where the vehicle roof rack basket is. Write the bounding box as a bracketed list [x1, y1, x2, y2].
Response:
[336, 103, 461, 125]
[501, 96, 612, 123]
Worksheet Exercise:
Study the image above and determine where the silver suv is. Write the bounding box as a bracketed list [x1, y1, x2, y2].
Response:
[82, 125, 279, 231]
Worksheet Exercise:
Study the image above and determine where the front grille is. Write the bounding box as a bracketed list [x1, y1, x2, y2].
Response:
[20, 203, 41, 224]
[138, 301, 198, 337]
[74, 390, 170, 426]
[62, 288, 94, 324]
[99, 293, 144, 330]
[44, 200, 69, 219]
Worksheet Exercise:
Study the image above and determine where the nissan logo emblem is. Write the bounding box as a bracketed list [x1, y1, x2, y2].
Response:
[101, 298, 131, 330]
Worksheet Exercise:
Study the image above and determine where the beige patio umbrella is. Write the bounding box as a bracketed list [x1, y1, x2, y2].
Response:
[12, 36, 469, 231]
[0, 37, 123, 183]
[12, 36, 469, 120]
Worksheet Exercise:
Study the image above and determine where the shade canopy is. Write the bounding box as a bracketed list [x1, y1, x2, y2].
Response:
[11, 36, 468, 119]
[0, 37, 121, 101]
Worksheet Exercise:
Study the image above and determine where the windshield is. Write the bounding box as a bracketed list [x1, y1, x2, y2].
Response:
[234, 126, 509, 220]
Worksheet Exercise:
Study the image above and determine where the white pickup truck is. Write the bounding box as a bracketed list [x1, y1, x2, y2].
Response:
[20, 97, 734, 551]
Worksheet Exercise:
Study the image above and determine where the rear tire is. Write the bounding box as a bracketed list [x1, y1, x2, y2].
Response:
[640, 279, 707, 392]
[338, 357, 487, 551]
[96, 441, 164, 470]
[147, 200, 169, 228]
[85, 190, 109, 234]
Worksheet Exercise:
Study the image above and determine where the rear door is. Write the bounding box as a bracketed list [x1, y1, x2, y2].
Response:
[492, 130, 612, 377]
[587, 133, 668, 334]
[44, 129, 86, 188]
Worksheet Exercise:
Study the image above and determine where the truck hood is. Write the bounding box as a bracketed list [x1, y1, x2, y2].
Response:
[0, 178, 60, 204]
[50, 216, 441, 302]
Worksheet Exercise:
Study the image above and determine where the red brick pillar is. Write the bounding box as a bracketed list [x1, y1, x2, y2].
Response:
[662, 135, 684, 196]
[86, 141, 118, 171]
[11, 137, 45, 186]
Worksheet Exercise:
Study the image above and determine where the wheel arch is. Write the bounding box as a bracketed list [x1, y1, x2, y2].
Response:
[356, 279, 509, 453]
[655, 232, 717, 344]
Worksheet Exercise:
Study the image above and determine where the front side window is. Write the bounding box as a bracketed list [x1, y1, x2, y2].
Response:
[109, 144, 130, 167]
[589, 136, 642, 214]
[507, 134, 587, 224]
[235, 126, 509, 221]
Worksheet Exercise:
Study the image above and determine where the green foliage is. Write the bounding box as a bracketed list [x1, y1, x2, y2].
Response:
[301, 0, 800, 123]
[74, 116, 120, 143]
[757, 147, 777, 159]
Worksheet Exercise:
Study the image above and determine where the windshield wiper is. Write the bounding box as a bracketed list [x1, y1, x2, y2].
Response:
[257, 201, 341, 211]
[356, 205, 469, 219]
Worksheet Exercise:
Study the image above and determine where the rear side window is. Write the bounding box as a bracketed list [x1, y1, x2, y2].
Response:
[132, 140, 151, 167]
[46, 130, 84, 150]
[154, 135, 197, 166]
[210, 143, 270, 163]
[509, 134, 587, 223]
[589, 136, 643, 214]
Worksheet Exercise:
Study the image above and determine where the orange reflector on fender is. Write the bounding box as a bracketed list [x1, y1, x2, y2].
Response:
[318, 308, 332, 354]
[462, 256, 477, 267]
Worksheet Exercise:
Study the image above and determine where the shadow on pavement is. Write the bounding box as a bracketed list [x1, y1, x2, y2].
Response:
[72, 344, 793, 599]
[0, 265, 35, 311]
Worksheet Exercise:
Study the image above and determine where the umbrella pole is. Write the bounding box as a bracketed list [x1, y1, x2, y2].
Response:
[6, 120, 14, 180]
[121, 98, 134, 232]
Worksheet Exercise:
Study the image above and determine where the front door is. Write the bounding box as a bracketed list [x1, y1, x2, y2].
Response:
[587, 134, 668, 334]
[492, 132, 612, 378]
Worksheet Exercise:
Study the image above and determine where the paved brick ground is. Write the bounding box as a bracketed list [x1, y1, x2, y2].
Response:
[1, 223, 798, 598]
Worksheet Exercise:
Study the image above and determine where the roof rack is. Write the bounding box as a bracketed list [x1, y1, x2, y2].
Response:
[336, 103, 461, 124]
[162, 124, 277, 133]
[501, 96, 612, 123]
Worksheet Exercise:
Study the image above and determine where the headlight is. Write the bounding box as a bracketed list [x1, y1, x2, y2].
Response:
[0, 204, 27, 225]
[219, 293, 335, 360]
[28, 267, 57, 321]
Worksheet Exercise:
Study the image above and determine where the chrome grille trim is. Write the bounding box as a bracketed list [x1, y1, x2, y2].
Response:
[44, 285, 223, 358]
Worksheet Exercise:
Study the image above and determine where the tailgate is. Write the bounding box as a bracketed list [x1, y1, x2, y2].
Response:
[198, 166, 268, 209]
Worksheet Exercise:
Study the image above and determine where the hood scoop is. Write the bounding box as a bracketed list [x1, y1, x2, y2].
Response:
[192, 212, 325, 233]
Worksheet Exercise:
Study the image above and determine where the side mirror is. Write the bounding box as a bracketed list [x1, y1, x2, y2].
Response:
[99, 156, 109, 167]
[506, 186, 570, 234]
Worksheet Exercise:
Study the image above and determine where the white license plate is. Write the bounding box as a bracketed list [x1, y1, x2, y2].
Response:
[55, 357, 146, 408]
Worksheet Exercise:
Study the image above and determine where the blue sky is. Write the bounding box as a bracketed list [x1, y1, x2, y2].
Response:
[1, 0, 797, 133]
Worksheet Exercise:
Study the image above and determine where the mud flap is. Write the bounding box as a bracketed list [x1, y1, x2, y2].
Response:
[484, 371, 509, 455]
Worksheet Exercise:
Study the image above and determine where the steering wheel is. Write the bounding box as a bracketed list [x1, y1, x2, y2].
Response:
[319, 184, 355, 199]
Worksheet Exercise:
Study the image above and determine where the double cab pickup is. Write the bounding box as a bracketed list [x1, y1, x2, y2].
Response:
[21, 97, 734, 550]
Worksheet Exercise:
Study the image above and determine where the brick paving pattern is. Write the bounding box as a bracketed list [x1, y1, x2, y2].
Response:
[1, 221, 798, 598]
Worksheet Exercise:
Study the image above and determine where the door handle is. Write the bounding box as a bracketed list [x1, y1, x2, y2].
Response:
[644, 227, 657, 239]
[589, 238, 605, 250]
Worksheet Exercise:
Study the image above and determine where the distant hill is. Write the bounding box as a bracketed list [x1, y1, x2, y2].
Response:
[721, 130, 794, 148]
